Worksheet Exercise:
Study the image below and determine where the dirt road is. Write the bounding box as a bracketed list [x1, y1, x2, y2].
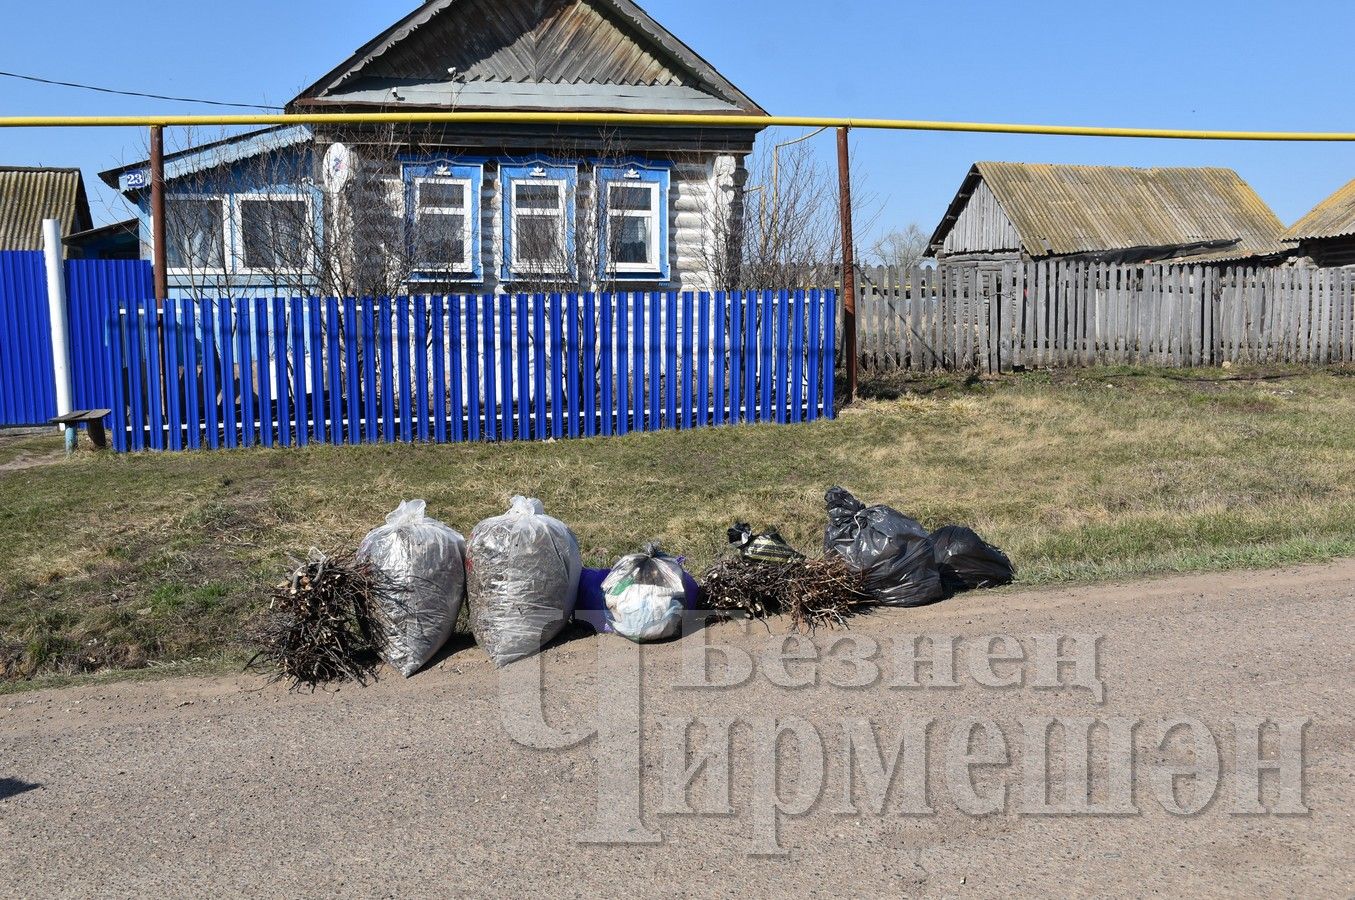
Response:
[2, 561, 1352, 898]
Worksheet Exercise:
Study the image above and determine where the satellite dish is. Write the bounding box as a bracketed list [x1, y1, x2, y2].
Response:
[322, 142, 355, 193]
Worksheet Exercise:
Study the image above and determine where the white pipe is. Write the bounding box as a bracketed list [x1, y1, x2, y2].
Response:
[42, 219, 74, 431]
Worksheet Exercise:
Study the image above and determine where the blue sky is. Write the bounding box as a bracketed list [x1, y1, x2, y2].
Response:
[3, 0, 1354, 238]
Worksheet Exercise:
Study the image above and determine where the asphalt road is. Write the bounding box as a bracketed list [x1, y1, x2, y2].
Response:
[3, 561, 1352, 898]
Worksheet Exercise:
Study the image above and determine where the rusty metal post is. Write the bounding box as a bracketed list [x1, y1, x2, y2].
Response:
[150, 125, 168, 302]
[836, 126, 857, 402]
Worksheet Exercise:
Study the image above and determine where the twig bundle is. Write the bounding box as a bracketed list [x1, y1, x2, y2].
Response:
[248, 549, 401, 690]
[701, 556, 871, 632]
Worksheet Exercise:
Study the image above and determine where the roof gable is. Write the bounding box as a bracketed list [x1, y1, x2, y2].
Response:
[0, 167, 92, 251]
[292, 0, 765, 115]
[1282, 178, 1355, 243]
[930, 162, 1288, 262]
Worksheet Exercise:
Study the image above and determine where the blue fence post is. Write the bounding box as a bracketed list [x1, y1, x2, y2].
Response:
[549, 292, 563, 440]
[791, 290, 806, 423]
[324, 298, 342, 445]
[220, 300, 239, 449]
[742, 292, 757, 424]
[824, 289, 837, 418]
[253, 297, 273, 448]
[238, 299, 257, 447]
[446, 296, 464, 443]
[482, 295, 497, 441]
[310, 298, 327, 447]
[108, 301, 128, 452]
[597, 292, 611, 437]
[664, 291, 678, 429]
[396, 296, 412, 443]
[465, 296, 480, 442]
[290, 298, 307, 448]
[615, 293, 629, 436]
[713, 291, 726, 426]
[807, 290, 821, 423]
[728, 292, 741, 425]
[697, 292, 710, 428]
[631, 292, 645, 433]
[432, 295, 447, 443]
[414, 296, 430, 442]
[648, 292, 662, 431]
[533, 293, 547, 440]
[345, 298, 362, 445]
[680, 291, 693, 429]
[359, 299, 375, 444]
[568, 293, 582, 439]
[163, 298, 183, 451]
[775, 289, 790, 425]
[508, 294, 524, 441]
[142, 297, 165, 451]
[378, 297, 394, 443]
[273, 297, 291, 447]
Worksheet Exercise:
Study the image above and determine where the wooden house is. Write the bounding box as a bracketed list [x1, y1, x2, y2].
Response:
[100, 0, 767, 299]
[1281, 178, 1355, 266]
[927, 162, 1291, 271]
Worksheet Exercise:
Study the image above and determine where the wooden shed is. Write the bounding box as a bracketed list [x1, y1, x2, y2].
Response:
[1281, 178, 1355, 266]
[927, 162, 1291, 270]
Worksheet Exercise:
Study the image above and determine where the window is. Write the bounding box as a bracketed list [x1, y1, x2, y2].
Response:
[166, 197, 225, 270]
[501, 161, 577, 280]
[238, 195, 311, 271]
[597, 162, 670, 280]
[402, 160, 484, 281]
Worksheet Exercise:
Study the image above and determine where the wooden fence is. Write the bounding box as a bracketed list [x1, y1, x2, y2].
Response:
[108, 290, 836, 452]
[856, 262, 1355, 374]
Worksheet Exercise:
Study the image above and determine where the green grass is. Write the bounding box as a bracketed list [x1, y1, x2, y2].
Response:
[3, 364, 1355, 686]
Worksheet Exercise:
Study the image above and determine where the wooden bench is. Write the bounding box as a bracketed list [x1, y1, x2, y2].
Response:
[48, 409, 112, 450]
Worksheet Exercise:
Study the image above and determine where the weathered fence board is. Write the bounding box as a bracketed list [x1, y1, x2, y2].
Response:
[856, 260, 1355, 375]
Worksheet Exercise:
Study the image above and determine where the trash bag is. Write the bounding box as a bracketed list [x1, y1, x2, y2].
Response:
[728, 522, 804, 564]
[823, 486, 944, 607]
[930, 525, 1016, 591]
[466, 496, 582, 666]
[574, 567, 614, 634]
[357, 500, 466, 677]
[603, 544, 691, 643]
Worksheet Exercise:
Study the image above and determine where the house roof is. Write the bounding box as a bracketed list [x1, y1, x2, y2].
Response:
[290, 0, 766, 117]
[1281, 178, 1355, 243]
[929, 162, 1289, 263]
[0, 166, 93, 251]
[99, 126, 313, 193]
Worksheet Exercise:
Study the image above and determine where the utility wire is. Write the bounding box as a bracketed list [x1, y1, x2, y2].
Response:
[0, 69, 284, 111]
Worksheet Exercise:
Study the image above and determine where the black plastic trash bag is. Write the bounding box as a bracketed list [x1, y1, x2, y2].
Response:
[823, 487, 944, 607]
[728, 522, 804, 564]
[930, 525, 1016, 592]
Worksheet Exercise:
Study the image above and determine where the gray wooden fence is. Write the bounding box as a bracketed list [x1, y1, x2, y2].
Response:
[856, 261, 1355, 374]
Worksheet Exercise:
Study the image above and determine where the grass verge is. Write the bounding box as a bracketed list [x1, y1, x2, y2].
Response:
[3, 364, 1354, 686]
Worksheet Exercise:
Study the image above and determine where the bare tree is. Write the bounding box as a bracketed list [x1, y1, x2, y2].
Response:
[869, 223, 932, 272]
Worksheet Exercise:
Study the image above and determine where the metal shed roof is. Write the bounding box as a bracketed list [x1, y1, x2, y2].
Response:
[1281, 178, 1355, 242]
[0, 166, 93, 251]
[929, 162, 1289, 262]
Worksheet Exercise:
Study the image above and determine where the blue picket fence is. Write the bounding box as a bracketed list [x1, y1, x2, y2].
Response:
[107, 291, 837, 452]
[0, 250, 153, 427]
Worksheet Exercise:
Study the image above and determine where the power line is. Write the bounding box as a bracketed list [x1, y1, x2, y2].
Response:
[0, 69, 285, 111]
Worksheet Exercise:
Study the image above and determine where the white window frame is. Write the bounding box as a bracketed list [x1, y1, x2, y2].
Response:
[411, 175, 474, 274]
[605, 179, 661, 274]
[509, 177, 570, 274]
[164, 193, 229, 276]
[232, 192, 315, 275]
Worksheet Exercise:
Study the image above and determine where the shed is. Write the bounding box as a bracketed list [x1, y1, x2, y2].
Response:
[1281, 178, 1355, 267]
[927, 162, 1290, 268]
[0, 166, 93, 254]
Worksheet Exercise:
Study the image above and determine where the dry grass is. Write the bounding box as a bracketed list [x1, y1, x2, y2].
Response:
[3, 364, 1355, 685]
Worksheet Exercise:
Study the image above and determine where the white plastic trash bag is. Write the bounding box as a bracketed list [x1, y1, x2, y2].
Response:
[357, 500, 466, 677]
[467, 496, 582, 666]
[603, 545, 688, 643]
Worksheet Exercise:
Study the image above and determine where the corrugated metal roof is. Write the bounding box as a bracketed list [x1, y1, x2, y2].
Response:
[320, 81, 742, 113]
[292, 0, 766, 116]
[1281, 178, 1355, 242]
[99, 126, 313, 192]
[930, 162, 1288, 262]
[0, 167, 92, 251]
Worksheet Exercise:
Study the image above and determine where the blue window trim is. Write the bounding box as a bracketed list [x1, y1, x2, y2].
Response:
[401, 156, 485, 282]
[500, 157, 578, 283]
[596, 159, 671, 282]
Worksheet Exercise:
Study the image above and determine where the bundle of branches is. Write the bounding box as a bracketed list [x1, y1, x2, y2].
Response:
[248, 549, 401, 690]
[700, 556, 871, 632]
